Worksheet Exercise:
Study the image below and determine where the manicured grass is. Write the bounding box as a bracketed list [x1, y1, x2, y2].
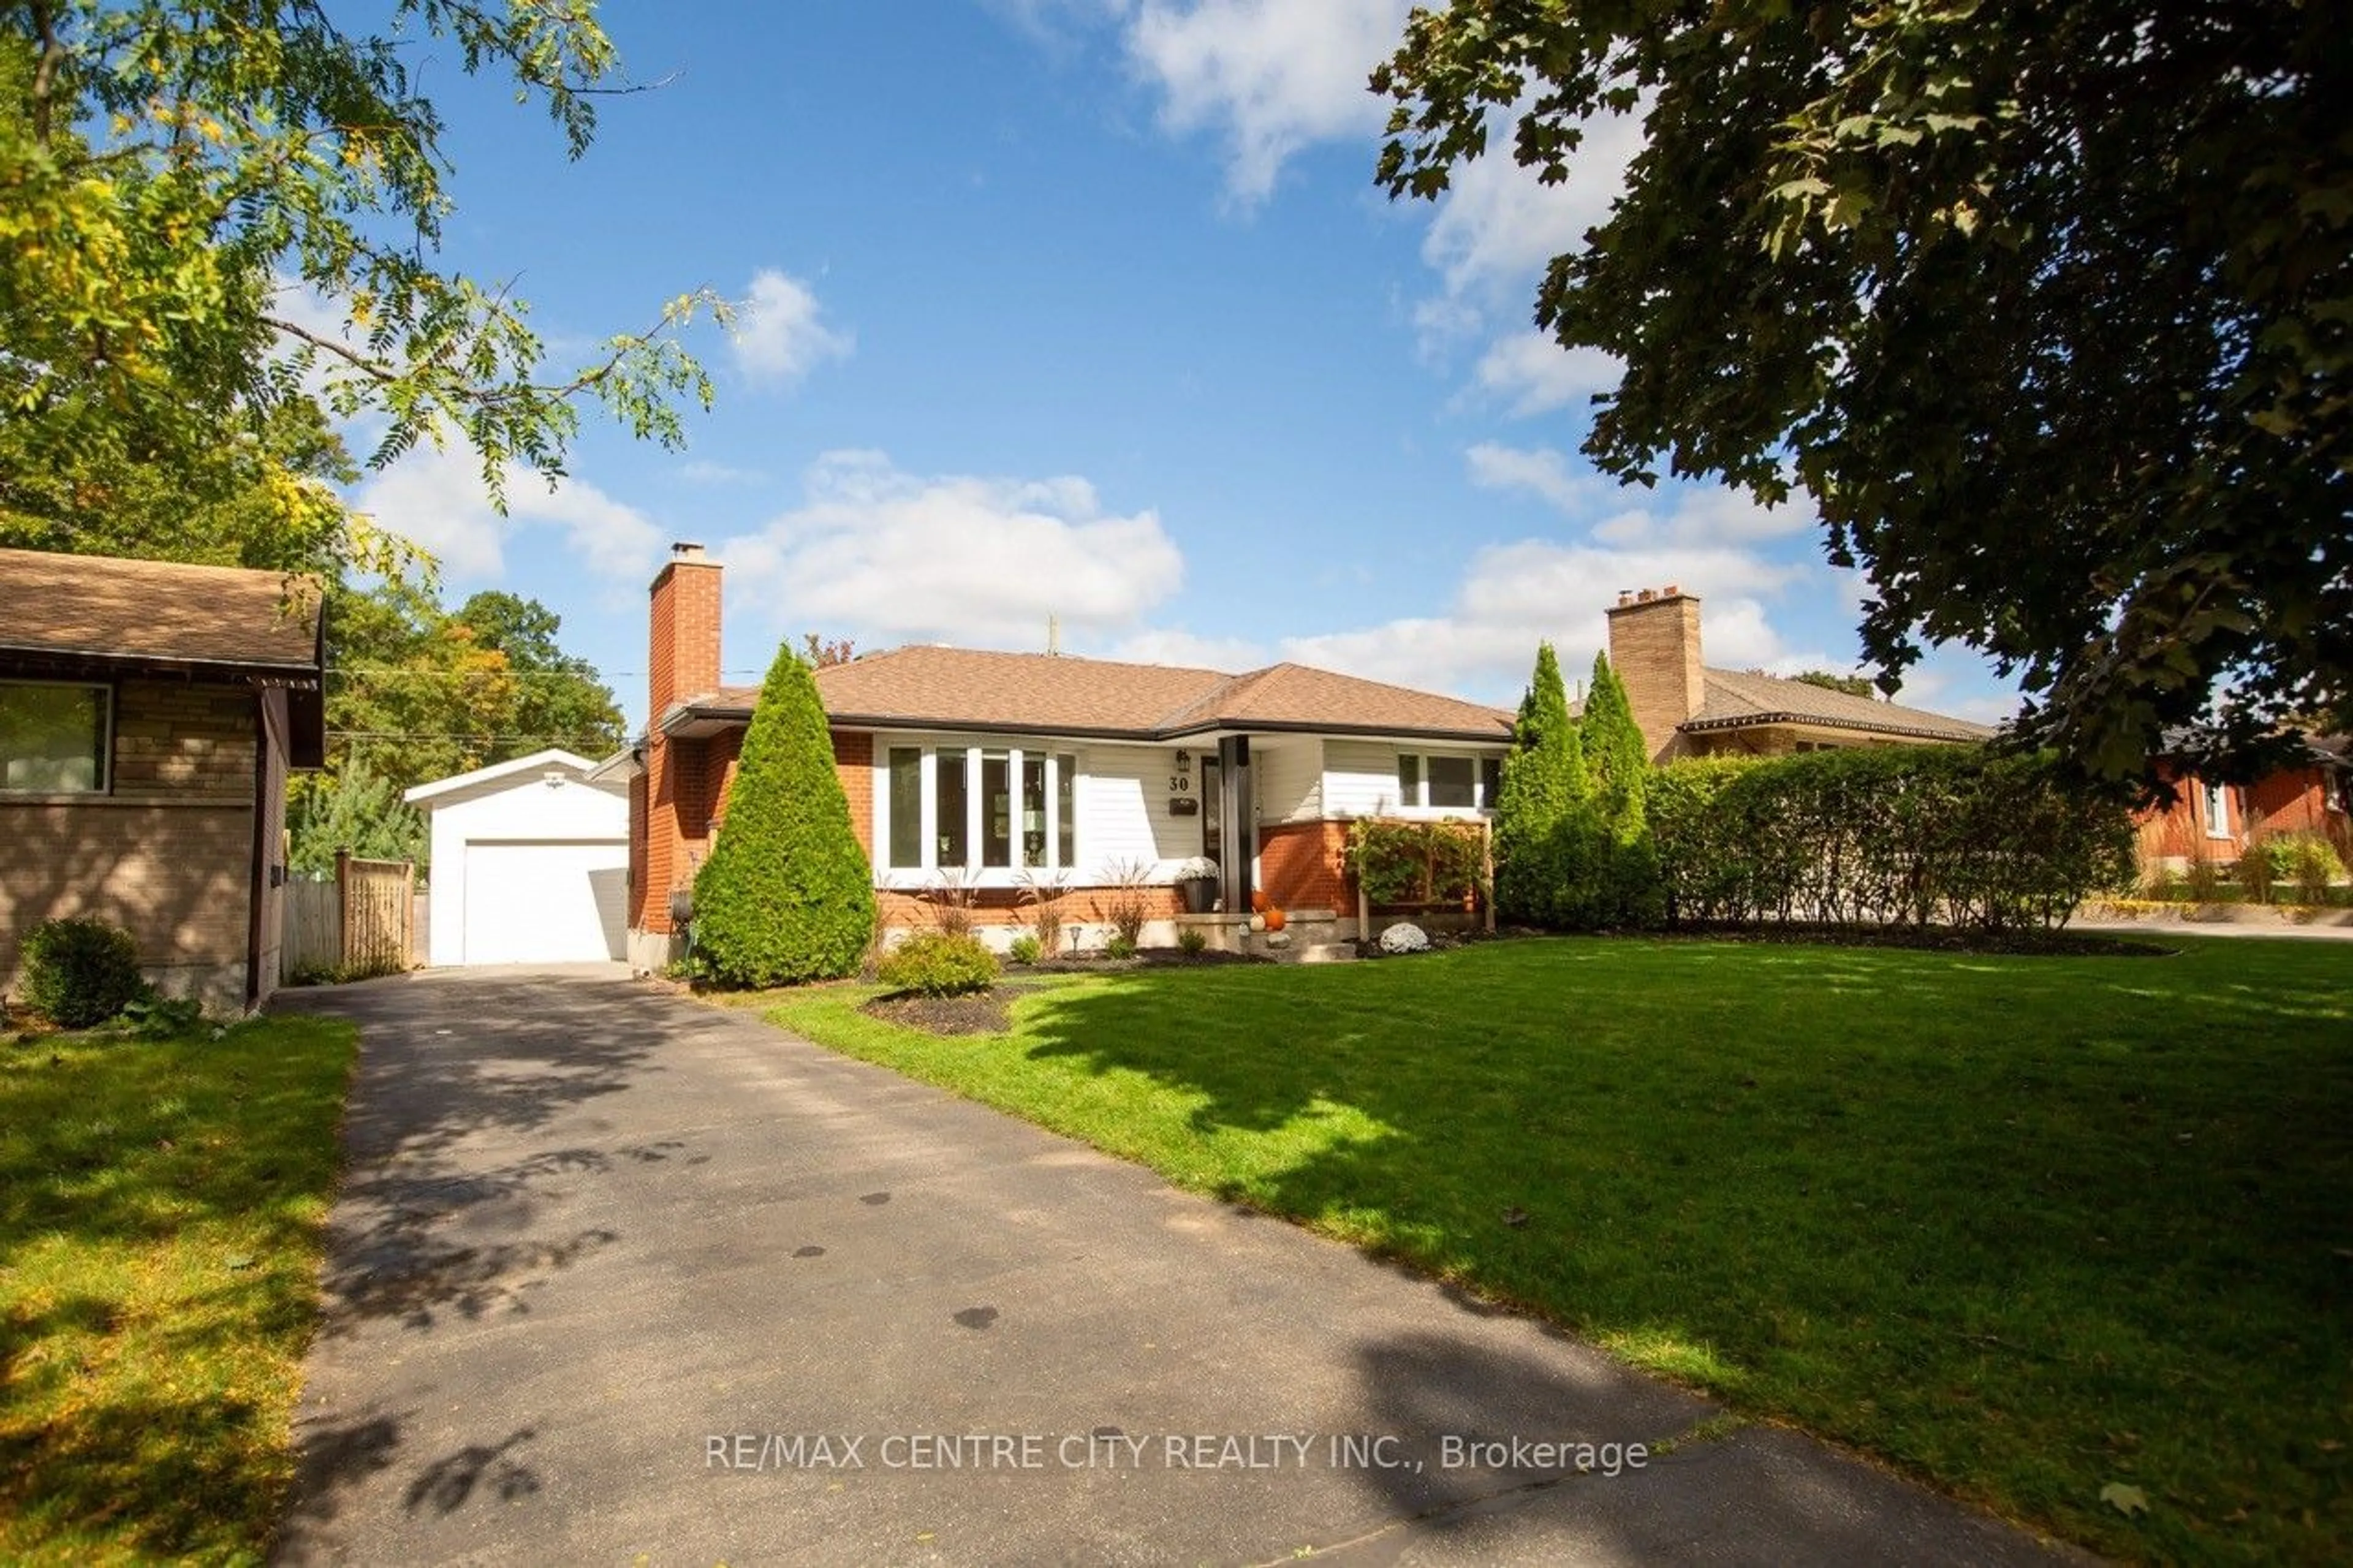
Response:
[757, 937, 2352, 1564]
[0, 1015, 357, 1564]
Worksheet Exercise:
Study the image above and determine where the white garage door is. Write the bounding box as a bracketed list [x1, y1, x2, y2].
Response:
[461, 839, 629, 964]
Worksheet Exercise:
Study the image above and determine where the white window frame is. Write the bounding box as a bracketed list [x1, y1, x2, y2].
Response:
[0, 678, 112, 796]
[875, 740, 1078, 885]
[2200, 778, 2233, 840]
[2328, 771, 2350, 815]
[1394, 750, 1501, 816]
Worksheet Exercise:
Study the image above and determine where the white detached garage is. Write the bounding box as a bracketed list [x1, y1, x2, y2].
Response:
[405, 749, 630, 966]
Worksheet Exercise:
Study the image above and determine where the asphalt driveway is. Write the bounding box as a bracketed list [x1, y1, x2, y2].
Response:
[273, 968, 2075, 1564]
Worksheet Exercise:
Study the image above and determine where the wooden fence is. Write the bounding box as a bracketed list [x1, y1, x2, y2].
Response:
[282, 852, 417, 980]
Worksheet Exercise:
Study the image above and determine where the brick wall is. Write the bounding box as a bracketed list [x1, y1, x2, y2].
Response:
[1605, 591, 1705, 763]
[1257, 819, 1352, 914]
[112, 680, 257, 801]
[833, 730, 873, 859]
[639, 550, 726, 937]
[1, 678, 263, 1012]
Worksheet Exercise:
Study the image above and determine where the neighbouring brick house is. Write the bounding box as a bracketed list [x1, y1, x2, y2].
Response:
[601, 545, 1515, 968]
[2131, 737, 2351, 875]
[1604, 585, 1994, 760]
[0, 548, 325, 1013]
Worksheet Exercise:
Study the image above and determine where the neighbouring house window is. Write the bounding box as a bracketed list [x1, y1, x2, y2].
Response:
[2328, 771, 2351, 814]
[0, 681, 109, 793]
[887, 748, 923, 868]
[1395, 751, 1498, 812]
[881, 743, 1079, 875]
[2201, 778, 2232, 839]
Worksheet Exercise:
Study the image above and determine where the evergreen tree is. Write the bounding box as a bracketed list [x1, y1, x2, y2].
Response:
[1491, 643, 1591, 926]
[1577, 654, 1663, 926]
[691, 647, 876, 986]
[287, 758, 428, 875]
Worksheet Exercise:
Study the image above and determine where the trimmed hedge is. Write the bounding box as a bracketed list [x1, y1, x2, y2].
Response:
[20, 917, 147, 1028]
[877, 931, 997, 996]
[1649, 746, 2134, 931]
[691, 648, 877, 987]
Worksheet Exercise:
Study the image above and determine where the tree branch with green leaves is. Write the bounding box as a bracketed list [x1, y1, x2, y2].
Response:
[1375, 1, 2351, 781]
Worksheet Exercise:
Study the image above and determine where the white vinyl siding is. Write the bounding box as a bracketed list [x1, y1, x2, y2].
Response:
[1073, 744, 1201, 878]
[1323, 740, 1404, 817]
[1254, 739, 1322, 824]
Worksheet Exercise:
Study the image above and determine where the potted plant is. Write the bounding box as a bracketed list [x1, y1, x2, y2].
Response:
[1177, 856, 1219, 915]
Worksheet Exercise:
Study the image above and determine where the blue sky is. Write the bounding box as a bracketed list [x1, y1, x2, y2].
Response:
[340, 0, 2018, 733]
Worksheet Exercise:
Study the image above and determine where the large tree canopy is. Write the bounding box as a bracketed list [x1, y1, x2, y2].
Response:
[2, 1, 721, 527]
[1376, 1, 2350, 778]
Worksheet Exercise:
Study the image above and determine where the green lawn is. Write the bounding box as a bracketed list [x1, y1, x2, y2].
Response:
[758, 936, 2352, 1564]
[0, 1014, 357, 1564]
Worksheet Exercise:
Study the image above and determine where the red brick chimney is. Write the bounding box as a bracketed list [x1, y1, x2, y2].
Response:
[640, 542, 723, 938]
[649, 541, 722, 721]
[1604, 585, 1703, 762]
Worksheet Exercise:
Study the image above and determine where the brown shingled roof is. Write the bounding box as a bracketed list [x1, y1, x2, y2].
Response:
[1686, 667, 1995, 742]
[0, 548, 324, 675]
[672, 645, 1514, 743]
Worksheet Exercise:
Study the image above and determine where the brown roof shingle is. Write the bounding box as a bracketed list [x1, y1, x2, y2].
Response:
[1687, 667, 1995, 742]
[676, 645, 1514, 743]
[0, 548, 324, 675]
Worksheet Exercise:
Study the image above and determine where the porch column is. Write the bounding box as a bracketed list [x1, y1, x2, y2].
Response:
[1218, 735, 1253, 915]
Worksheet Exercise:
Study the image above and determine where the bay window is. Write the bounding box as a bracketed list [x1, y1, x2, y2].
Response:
[880, 743, 1079, 875]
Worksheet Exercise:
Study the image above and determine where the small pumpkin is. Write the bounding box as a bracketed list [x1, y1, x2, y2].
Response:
[1250, 889, 1271, 914]
[1264, 907, 1287, 933]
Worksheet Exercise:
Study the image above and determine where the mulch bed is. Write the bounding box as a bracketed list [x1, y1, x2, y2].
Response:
[862, 990, 1016, 1036]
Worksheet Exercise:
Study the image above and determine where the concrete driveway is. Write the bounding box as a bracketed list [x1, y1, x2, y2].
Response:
[273, 969, 2075, 1565]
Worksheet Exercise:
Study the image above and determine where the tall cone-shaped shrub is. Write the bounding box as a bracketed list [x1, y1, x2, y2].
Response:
[1577, 653, 1662, 926]
[1492, 642, 1592, 925]
[692, 647, 876, 986]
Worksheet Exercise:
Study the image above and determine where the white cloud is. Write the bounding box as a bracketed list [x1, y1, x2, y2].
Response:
[678, 458, 769, 487]
[352, 440, 665, 585]
[1274, 445, 1825, 702]
[1419, 112, 1640, 308]
[720, 450, 1183, 648]
[1412, 100, 1644, 411]
[1105, 627, 1269, 670]
[1472, 441, 1815, 548]
[1473, 332, 1619, 417]
[732, 269, 852, 386]
[1464, 441, 1596, 513]
[1124, 0, 1412, 203]
[1279, 534, 1811, 700]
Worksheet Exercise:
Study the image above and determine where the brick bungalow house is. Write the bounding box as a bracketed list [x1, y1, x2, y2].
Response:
[604, 545, 1515, 966]
[1604, 585, 1995, 760]
[2130, 735, 2351, 876]
[0, 548, 325, 1012]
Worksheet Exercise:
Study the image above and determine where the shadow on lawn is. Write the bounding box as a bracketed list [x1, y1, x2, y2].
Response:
[1007, 939, 2353, 1559]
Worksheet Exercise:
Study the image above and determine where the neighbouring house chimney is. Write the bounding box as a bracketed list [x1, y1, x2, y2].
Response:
[1605, 585, 1703, 763]
[649, 541, 722, 722]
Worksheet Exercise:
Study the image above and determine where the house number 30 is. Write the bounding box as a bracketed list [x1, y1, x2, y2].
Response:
[1169, 773, 1191, 792]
